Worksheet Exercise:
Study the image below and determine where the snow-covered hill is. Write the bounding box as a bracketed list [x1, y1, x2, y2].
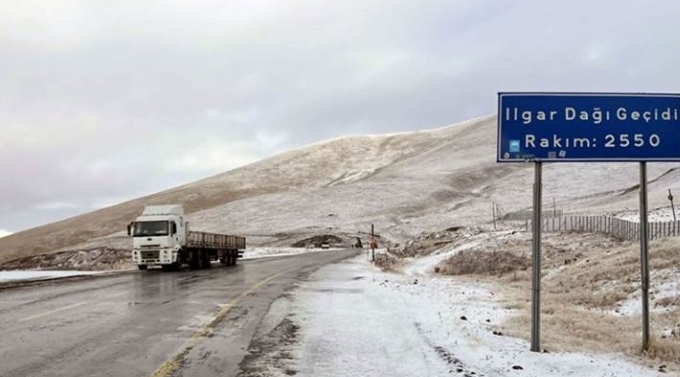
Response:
[1, 115, 678, 264]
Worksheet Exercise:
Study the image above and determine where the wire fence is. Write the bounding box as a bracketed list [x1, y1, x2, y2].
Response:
[503, 210, 563, 221]
[527, 215, 680, 242]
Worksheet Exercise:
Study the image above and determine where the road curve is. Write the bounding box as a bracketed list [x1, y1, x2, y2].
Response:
[0, 249, 358, 377]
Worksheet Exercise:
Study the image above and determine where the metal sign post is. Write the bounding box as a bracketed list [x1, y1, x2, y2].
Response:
[531, 161, 543, 352]
[639, 163, 650, 350]
[668, 189, 676, 221]
[497, 92, 680, 353]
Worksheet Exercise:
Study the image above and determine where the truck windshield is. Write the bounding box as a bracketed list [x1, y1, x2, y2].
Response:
[133, 221, 169, 237]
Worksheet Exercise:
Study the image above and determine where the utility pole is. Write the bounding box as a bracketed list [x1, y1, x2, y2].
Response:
[553, 198, 557, 218]
[669, 189, 677, 222]
[371, 224, 376, 262]
[492, 202, 497, 230]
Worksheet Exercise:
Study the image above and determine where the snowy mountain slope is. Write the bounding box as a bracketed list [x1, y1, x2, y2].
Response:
[1, 114, 679, 265]
[0, 117, 483, 264]
[184, 119, 677, 246]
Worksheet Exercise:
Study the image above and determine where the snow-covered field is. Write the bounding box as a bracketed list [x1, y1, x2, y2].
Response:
[0, 270, 103, 283]
[617, 207, 679, 223]
[266, 256, 662, 377]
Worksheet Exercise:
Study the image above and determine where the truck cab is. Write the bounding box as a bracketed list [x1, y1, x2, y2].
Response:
[128, 205, 186, 269]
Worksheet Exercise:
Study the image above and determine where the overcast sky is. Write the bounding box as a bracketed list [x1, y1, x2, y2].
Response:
[1, 0, 679, 235]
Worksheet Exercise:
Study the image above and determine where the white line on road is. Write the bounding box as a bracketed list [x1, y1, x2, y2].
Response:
[19, 302, 88, 323]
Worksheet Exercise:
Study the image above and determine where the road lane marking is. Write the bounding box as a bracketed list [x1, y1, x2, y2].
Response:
[150, 270, 289, 377]
[18, 302, 88, 323]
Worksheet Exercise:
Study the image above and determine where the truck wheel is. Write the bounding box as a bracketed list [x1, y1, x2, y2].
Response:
[189, 252, 200, 269]
[202, 254, 212, 269]
[138, 265, 148, 270]
[232, 251, 238, 266]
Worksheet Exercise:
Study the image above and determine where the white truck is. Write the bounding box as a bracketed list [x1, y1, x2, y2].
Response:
[127, 205, 245, 270]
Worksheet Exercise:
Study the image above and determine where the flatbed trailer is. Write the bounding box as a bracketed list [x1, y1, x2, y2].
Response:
[130, 205, 246, 270]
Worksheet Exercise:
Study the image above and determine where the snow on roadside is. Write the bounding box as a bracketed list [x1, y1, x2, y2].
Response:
[607, 269, 680, 316]
[0, 270, 104, 283]
[288, 256, 662, 377]
[240, 247, 341, 260]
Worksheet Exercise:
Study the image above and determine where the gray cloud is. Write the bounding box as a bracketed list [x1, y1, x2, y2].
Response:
[1, 0, 680, 232]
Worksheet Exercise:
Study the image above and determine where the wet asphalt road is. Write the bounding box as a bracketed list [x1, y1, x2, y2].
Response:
[0, 250, 357, 377]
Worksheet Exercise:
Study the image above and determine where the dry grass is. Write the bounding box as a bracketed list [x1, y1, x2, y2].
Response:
[451, 232, 680, 369]
[438, 249, 530, 276]
[374, 253, 403, 272]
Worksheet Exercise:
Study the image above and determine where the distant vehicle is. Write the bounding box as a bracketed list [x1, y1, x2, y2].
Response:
[321, 243, 330, 249]
[127, 205, 245, 270]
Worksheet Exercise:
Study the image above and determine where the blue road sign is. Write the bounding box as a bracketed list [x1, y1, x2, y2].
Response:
[497, 93, 680, 162]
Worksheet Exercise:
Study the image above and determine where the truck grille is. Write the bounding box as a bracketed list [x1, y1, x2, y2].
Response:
[141, 250, 160, 260]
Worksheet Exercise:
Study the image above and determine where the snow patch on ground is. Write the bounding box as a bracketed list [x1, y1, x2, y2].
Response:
[617, 207, 677, 223]
[287, 256, 662, 377]
[0, 270, 102, 283]
[612, 277, 678, 316]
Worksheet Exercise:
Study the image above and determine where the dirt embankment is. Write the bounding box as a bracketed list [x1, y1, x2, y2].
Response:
[0, 248, 132, 271]
[395, 226, 482, 258]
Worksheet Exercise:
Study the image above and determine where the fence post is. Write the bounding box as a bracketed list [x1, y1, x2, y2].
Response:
[614, 218, 617, 239]
[663, 222, 667, 239]
[607, 217, 611, 234]
[613, 218, 621, 239]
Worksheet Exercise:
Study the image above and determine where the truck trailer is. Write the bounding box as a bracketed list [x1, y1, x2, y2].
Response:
[127, 205, 245, 270]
